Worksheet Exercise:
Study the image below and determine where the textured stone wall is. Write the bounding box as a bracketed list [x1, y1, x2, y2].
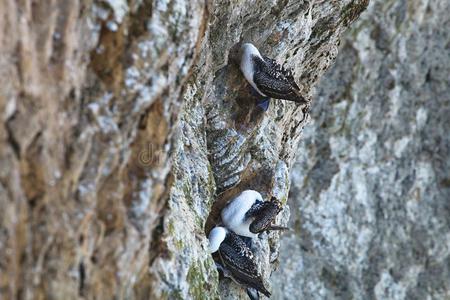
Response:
[0, 0, 368, 299]
[274, 0, 450, 299]
[0, 0, 207, 299]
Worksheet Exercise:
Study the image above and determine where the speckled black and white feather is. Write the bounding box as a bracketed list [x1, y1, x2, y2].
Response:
[218, 230, 271, 298]
[240, 43, 306, 104]
[245, 199, 284, 234]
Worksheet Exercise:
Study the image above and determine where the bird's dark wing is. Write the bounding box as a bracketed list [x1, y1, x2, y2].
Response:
[244, 200, 266, 219]
[247, 201, 283, 234]
[263, 56, 300, 89]
[219, 232, 271, 297]
[252, 56, 306, 104]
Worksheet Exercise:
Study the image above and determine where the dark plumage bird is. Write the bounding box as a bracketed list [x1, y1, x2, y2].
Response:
[209, 226, 271, 300]
[221, 190, 288, 239]
[239, 43, 306, 110]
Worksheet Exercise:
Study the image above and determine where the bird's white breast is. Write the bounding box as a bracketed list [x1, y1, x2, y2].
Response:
[221, 190, 261, 238]
[240, 44, 267, 97]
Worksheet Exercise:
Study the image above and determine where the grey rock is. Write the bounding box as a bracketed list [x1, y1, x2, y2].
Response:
[274, 0, 450, 299]
[0, 0, 368, 299]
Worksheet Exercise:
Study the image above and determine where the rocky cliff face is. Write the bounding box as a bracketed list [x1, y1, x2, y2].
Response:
[274, 0, 450, 299]
[0, 0, 369, 299]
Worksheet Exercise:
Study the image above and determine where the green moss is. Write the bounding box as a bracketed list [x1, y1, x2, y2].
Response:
[168, 289, 184, 300]
[183, 181, 194, 208]
[187, 260, 220, 300]
[174, 239, 184, 250]
[160, 290, 169, 300]
[195, 215, 204, 229]
[203, 259, 211, 270]
[203, 258, 218, 280]
[168, 221, 175, 236]
[187, 262, 205, 300]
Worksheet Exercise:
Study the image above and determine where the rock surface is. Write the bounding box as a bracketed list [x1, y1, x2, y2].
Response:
[0, 0, 368, 299]
[273, 0, 450, 299]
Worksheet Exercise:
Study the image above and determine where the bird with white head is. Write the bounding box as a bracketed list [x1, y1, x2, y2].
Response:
[208, 226, 271, 300]
[239, 43, 306, 111]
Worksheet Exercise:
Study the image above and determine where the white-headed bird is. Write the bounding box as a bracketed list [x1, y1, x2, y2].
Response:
[209, 226, 271, 300]
[239, 43, 306, 111]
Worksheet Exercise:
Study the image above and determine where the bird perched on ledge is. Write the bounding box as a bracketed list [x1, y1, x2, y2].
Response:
[221, 190, 288, 239]
[209, 226, 271, 300]
[239, 43, 306, 111]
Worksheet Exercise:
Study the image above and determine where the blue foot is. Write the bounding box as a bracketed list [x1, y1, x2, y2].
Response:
[256, 98, 270, 111]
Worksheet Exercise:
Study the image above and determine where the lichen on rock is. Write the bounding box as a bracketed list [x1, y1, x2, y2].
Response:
[0, 0, 369, 299]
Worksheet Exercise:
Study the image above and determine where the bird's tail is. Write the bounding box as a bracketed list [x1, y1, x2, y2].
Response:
[267, 225, 289, 232]
[259, 285, 272, 298]
[293, 89, 307, 104]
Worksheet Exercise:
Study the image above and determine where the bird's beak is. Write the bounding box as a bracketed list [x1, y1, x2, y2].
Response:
[270, 196, 283, 209]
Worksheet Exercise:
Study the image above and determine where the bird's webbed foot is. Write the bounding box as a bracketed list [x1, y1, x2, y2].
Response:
[256, 98, 270, 111]
[248, 85, 270, 111]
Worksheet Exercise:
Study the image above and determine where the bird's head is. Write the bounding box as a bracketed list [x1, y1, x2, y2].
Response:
[270, 196, 283, 211]
[208, 226, 227, 253]
[229, 42, 261, 65]
[240, 43, 261, 59]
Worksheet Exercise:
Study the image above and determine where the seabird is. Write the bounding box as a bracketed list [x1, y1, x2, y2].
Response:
[208, 226, 271, 300]
[239, 43, 306, 111]
[221, 190, 288, 239]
